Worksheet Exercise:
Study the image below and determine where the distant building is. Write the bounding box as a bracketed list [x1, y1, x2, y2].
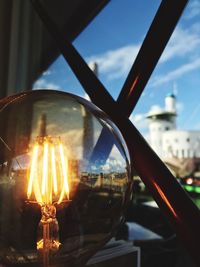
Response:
[146, 94, 200, 166]
[146, 94, 176, 158]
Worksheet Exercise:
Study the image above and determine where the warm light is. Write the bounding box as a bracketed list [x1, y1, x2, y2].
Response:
[51, 146, 58, 195]
[27, 137, 70, 205]
[186, 177, 193, 185]
[27, 144, 39, 199]
[27, 136, 70, 263]
[58, 143, 70, 203]
[0, 90, 131, 267]
[41, 142, 48, 198]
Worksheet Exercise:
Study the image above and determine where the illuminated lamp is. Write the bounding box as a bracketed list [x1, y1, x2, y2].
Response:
[186, 177, 193, 185]
[0, 90, 132, 267]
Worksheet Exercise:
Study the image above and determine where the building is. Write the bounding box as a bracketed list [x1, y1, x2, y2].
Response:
[146, 94, 200, 176]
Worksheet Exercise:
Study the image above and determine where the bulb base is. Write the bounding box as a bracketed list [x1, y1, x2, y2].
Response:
[37, 205, 60, 266]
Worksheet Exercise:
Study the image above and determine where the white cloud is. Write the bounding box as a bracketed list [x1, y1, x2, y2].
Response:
[149, 23, 200, 88]
[129, 113, 148, 131]
[33, 79, 61, 90]
[149, 105, 163, 113]
[160, 25, 200, 63]
[150, 57, 200, 87]
[87, 44, 140, 80]
[129, 113, 149, 141]
[86, 23, 200, 82]
[185, 0, 200, 19]
[83, 93, 91, 101]
[128, 101, 185, 137]
[42, 70, 52, 76]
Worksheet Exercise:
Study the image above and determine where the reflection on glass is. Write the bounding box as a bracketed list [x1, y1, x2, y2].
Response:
[0, 90, 132, 267]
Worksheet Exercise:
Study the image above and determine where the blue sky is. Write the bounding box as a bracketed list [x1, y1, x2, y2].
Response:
[33, 0, 200, 137]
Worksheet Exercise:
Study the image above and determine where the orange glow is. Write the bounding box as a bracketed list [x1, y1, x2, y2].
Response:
[58, 143, 70, 203]
[42, 142, 49, 201]
[27, 137, 70, 205]
[127, 75, 139, 98]
[37, 239, 61, 250]
[153, 182, 178, 219]
[51, 146, 58, 195]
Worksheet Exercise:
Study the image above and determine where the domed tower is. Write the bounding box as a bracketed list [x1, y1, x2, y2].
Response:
[146, 94, 177, 158]
[165, 93, 176, 113]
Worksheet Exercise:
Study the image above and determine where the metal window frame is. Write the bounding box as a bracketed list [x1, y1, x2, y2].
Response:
[31, 0, 200, 264]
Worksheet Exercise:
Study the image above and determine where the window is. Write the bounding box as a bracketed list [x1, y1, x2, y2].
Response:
[32, 1, 200, 211]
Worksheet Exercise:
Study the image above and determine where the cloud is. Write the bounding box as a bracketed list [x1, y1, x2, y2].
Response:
[129, 101, 184, 134]
[185, 0, 200, 19]
[86, 23, 200, 82]
[160, 25, 200, 63]
[33, 79, 61, 90]
[87, 44, 140, 80]
[129, 113, 148, 131]
[83, 93, 91, 101]
[42, 70, 52, 76]
[150, 58, 200, 87]
[149, 23, 200, 88]
[129, 113, 150, 141]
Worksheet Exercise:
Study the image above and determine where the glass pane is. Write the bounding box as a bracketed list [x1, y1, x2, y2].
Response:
[132, 0, 200, 207]
[32, 1, 200, 208]
[33, 0, 161, 99]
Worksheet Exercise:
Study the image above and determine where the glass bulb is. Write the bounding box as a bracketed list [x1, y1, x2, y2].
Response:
[0, 90, 132, 267]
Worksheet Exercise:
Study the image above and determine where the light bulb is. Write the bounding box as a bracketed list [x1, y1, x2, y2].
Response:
[0, 90, 132, 267]
[27, 135, 70, 266]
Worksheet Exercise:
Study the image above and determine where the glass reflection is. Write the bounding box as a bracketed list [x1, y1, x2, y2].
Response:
[0, 90, 132, 267]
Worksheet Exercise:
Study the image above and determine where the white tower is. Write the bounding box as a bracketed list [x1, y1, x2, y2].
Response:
[165, 93, 176, 113]
[146, 94, 177, 158]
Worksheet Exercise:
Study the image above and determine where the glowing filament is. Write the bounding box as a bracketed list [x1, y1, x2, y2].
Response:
[58, 143, 70, 204]
[51, 146, 58, 195]
[42, 142, 48, 196]
[27, 138, 70, 205]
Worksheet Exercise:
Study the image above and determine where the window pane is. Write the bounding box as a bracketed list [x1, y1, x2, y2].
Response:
[33, 0, 161, 99]
[132, 0, 200, 207]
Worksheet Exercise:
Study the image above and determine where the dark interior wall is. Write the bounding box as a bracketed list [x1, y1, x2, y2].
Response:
[0, 0, 109, 98]
[0, 0, 13, 97]
[0, 0, 45, 97]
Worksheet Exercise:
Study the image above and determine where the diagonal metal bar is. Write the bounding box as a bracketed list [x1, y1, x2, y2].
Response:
[117, 0, 189, 117]
[31, 0, 116, 116]
[31, 1, 200, 264]
[90, 0, 189, 168]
